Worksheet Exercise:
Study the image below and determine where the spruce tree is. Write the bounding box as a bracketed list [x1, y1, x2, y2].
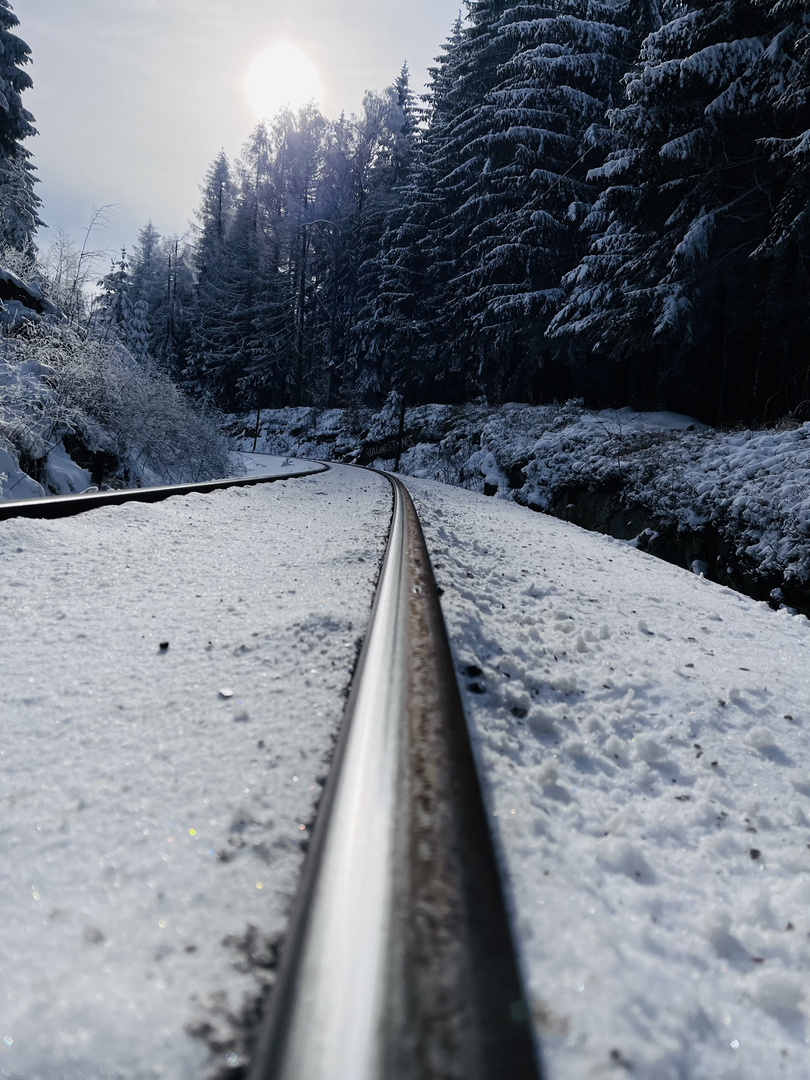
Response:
[185, 151, 235, 399]
[551, 0, 809, 421]
[443, 0, 636, 400]
[755, 0, 810, 255]
[97, 250, 134, 335]
[354, 17, 469, 403]
[229, 122, 293, 410]
[130, 222, 164, 314]
[320, 80, 421, 403]
[359, 3, 640, 403]
[0, 0, 41, 252]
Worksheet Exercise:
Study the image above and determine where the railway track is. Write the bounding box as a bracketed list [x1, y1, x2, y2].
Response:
[250, 470, 541, 1080]
[0, 462, 329, 521]
[2, 464, 541, 1079]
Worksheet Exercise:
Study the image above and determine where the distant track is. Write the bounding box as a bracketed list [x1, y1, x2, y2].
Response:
[250, 472, 542, 1080]
[0, 463, 329, 521]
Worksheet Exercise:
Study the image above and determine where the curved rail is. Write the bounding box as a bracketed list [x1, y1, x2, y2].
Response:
[250, 474, 542, 1080]
[0, 463, 329, 521]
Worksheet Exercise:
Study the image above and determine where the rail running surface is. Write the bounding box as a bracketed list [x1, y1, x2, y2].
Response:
[0, 462, 329, 521]
[250, 474, 542, 1080]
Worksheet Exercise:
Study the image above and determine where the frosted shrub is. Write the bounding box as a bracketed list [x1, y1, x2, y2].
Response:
[0, 321, 232, 490]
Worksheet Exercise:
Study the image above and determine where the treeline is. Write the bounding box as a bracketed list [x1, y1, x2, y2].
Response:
[109, 0, 810, 424]
[101, 71, 418, 413]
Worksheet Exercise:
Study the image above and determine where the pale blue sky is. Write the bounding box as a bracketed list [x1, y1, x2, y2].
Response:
[15, 0, 463, 258]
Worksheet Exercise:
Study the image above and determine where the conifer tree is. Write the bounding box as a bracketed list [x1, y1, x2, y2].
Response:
[96, 249, 154, 362]
[0, 0, 41, 252]
[360, 3, 638, 403]
[353, 17, 468, 403]
[130, 222, 164, 313]
[152, 235, 194, 373]
[185, 152, 235, 398]
[550, 0, 809, 421]
[318, 80, 421, 402]
[754, 0, 810, 254]
[391, 62, 420, 185]
[97, 250, 134, 335]
[228, 122, 293, 409]
[443, 0, 636, 399]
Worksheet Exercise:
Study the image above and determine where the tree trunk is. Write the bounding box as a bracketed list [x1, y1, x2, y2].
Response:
[294, 225, 309, 407]
[735, 259, 772, 423]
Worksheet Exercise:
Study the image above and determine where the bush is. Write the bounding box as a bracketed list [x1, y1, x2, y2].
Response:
[0, 319, 232, 496]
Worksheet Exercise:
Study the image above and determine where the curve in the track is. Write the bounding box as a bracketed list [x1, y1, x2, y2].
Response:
[0, 463, 329, 521]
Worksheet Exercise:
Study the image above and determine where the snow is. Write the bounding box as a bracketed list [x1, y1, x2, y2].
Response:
[403, 475, 810, 1079]
[40, 443, 93, 495]
[0, 441, 42, 500]
[4, 448, 810, 1079]
[229, 452, 323, 479]
[0, 465, 390, 1079]
[0, 323, 232, 501]
[240, 402, 810, 601]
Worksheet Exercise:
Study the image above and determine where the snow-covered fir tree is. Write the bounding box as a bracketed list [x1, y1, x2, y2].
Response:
[550, 0, 810, 421]
[184, 151, 235, 398]
[128, 222, 194, 371]
[357, 2, 648, 404]
[0, 0, 41, 252]
[755, 0, 810, 256]
[352, 17, 469, 403]
[97, 250, 134, 334]
[96, 249, 152, 361]
[320, 75, 420, 400]
[442, 0, 641, 400]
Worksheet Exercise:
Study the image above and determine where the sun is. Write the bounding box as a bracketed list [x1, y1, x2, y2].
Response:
[245, 42, 322, 120]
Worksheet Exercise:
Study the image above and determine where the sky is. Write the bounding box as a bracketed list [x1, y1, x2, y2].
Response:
[15, 0, 463, 262]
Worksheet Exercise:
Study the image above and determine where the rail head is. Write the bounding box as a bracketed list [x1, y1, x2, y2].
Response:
[0, 463, 330, 522]
[250, 472, 542, 1080]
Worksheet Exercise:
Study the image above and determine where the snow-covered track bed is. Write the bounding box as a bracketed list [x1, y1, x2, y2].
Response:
[0, 459, 328, 521]
[404, 475, 810, 1080]
[1, 464, 539, 1080]
[0, 465, 393, 1079]
[251, 473, 540, 1080]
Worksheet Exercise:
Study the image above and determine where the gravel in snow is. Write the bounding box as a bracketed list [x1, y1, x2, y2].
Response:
[404, 475, 810, 1080]
[0, 462, 390, 1079]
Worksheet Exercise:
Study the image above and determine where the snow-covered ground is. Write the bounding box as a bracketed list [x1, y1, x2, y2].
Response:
[230, 452, 323, 479]
[0, 464, 390, 1079]
[4, 457, 810, 1080]
[404, 475, 810, 1080]
[239, 403, 810, 607]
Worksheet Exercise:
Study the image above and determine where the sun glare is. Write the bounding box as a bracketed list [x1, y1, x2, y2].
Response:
[245, 42, 322, 120]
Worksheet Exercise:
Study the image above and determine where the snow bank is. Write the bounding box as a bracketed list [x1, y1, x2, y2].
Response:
[236, 402, 810, 608]
[0, 319, 233, 501]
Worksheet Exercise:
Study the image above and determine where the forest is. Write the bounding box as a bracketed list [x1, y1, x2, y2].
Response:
[1, 0, 810, 438]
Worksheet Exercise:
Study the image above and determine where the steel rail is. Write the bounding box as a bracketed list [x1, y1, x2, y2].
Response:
[0, 463, 329, 521]
[250, 473, 542, 1080]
